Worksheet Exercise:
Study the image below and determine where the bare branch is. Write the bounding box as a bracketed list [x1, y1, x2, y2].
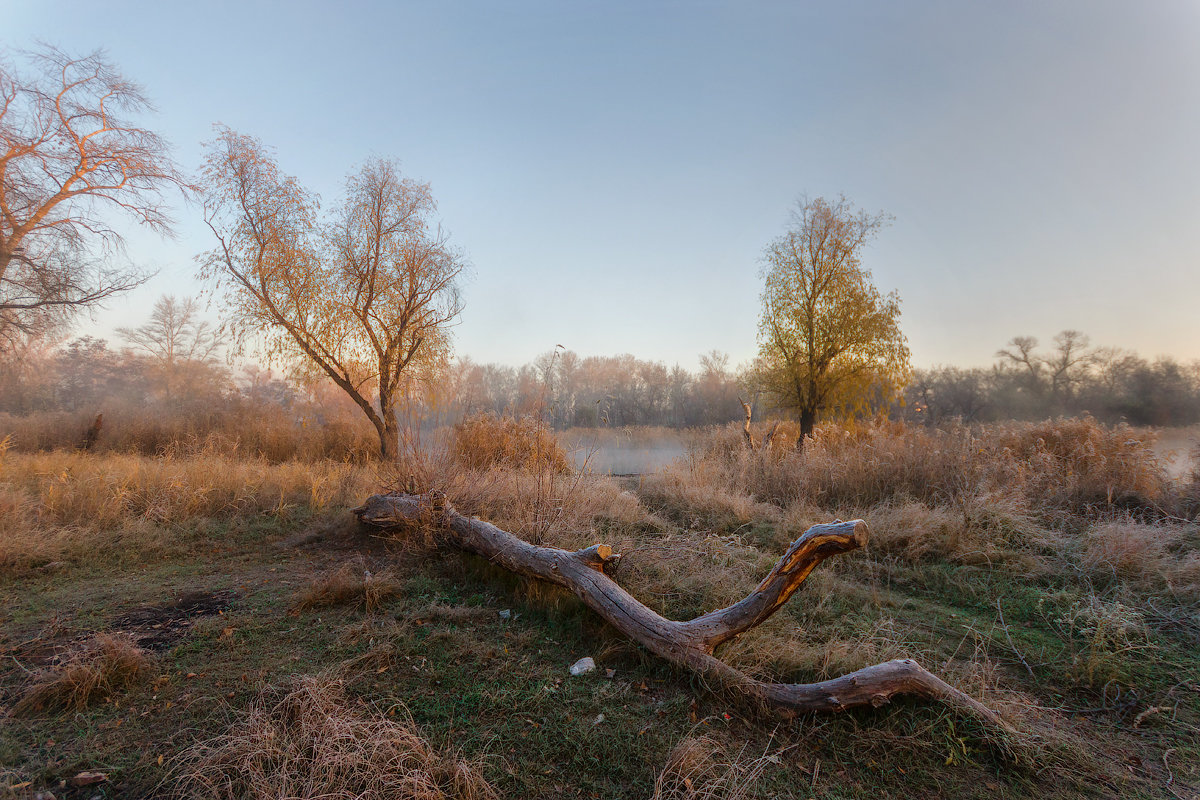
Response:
[0, 45, 190, 350]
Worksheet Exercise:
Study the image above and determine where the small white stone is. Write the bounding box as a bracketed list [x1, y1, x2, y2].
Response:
[592, 713, 605, 726]
[569, 656, 596, 676]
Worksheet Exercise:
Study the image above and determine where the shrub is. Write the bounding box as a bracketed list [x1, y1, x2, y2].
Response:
[451, 413, 571, 473]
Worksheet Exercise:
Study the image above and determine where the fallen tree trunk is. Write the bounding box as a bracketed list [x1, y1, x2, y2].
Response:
[353, 492, 1011, 731]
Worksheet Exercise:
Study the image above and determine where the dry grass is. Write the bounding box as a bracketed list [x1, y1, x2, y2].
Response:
[1049, 593, 1157, 687]
[0, 449, 377, 572]
[0, 406, 379, 463]
[11, 632, 153, 716]
[1079, 519, 1200, 589]
[451, 413, 571, 474]
[172, 675, 496, 800]
[665, 417, 1174, 533]
[293, 562, 405, 613]
[389, 440, 645, 549]
[650, 735, 772, 800]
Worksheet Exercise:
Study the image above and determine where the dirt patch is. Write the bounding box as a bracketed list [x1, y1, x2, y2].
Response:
[109, 590, 238, 651]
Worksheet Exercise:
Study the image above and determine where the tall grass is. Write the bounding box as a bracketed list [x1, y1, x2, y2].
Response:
[0, 406, 378, 463]
[450, 413, 571, 473]
[655, 417, 1174, 527]
[0, 448, 377, 572]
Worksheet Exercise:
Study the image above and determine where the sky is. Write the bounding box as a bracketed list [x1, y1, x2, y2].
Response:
[5, 0, 1199, 372]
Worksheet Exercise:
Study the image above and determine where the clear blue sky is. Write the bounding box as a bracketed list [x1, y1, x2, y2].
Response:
[5, 0, 1199, 370]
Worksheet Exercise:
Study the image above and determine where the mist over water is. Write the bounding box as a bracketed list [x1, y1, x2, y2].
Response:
[560, 430, 690, 475]
[1155, 426, 1200, 479]
[557, 426, 1200, 480]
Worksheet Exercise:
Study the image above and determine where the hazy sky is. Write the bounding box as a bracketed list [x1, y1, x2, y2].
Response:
[5, 1, 1199, 371]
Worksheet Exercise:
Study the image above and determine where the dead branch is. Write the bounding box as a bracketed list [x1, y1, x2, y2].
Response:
[739, 396, 755, 449]
[353, 492, 1012, 732]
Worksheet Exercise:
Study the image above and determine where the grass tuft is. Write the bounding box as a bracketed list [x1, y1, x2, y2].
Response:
[172, 675, 496, 800]
[11, 632, 153, 715]
[651, 735, 771, 800]
[293, 562, 405, 613]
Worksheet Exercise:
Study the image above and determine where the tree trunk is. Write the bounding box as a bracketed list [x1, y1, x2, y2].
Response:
[353, 492, 1012, 732]
[797, 407, 816, 448]
[380, 405, 400, 461]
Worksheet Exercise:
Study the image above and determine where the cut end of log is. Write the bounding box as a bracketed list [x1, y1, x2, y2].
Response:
[849, 519, 869, 548]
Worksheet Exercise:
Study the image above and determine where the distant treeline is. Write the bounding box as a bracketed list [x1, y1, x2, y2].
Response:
[2, 331, 1198, 445]
[907, 333, 1200, 427]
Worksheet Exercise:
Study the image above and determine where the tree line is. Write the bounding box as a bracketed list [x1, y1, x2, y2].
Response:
[908, 332, 1200, 428]
[4, 306, 1198, 433]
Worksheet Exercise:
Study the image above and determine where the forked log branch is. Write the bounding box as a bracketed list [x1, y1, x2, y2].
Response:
[738, 397, 780, 451]
[353, 492, 1010, 731]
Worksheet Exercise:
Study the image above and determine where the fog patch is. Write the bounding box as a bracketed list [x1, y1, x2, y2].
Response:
[561, 428, 692, 475]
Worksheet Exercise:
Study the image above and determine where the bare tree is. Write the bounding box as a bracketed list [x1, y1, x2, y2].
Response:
[119, 295, 223, 366]
[997, 331, 1096, 410]
[995, 335, 1047, 399]
[1044, 329, 1094, 403]
[0, 46, 189, 350]
[118, 294, 226, 402]
[199, 128, 464, 458]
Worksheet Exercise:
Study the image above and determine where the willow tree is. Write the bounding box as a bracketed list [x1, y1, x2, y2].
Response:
[199, 127, 463, 458]
[757, 196, 910, 442]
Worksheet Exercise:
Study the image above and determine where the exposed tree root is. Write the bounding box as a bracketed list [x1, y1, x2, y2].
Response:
[353, 492, 1013, 733]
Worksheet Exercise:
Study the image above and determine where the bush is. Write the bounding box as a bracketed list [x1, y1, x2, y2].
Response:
[451, 413, 571, 473]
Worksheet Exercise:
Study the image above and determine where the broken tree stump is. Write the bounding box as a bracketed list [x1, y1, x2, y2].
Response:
[353, 492, 1012, 732]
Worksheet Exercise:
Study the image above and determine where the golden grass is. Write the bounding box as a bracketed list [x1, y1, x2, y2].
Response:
[0, 407, 379, 463]
[11, 632, 153, 716]
[0, 449, 377, 572]
[172, 675, 496, 800]
[293, 562, 405, 613]
[450, 413, 571, 474]
[667, 417, 1174, 529]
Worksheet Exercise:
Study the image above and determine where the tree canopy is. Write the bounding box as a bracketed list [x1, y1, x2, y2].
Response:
[756, 196, 910, 439]
[198, 127, 464, 458]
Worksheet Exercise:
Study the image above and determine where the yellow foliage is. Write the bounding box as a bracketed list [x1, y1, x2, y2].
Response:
[756, 196, 910, 433]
